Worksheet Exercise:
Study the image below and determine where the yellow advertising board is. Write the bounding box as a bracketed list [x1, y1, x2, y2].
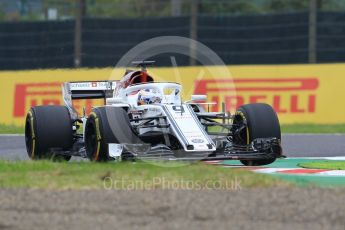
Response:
[0, 64, 344, 126]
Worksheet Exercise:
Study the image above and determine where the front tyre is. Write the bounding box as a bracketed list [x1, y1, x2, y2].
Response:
[85, 107, 139, 162]
[233, 103, 281, 166]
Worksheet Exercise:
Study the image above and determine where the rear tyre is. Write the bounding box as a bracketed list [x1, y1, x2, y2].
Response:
[85, 107, 139, 162]
[232, 103, 281, 166]
[25, 106, 73, 161]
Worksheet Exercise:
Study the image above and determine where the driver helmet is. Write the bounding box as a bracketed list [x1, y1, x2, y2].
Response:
[137, 89, 162, 105]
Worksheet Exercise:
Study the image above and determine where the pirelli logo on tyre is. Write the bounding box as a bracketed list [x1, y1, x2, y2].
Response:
[194, 78, 319, 114]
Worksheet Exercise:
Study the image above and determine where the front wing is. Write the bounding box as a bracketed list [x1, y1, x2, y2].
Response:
[116, 137, 283, 162]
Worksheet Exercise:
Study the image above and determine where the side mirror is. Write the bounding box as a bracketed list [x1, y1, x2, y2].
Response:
[191, 95, 207, 101]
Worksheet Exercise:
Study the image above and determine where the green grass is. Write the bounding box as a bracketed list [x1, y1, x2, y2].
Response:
[1, 123, 345, 134]
[281, 124, 345, 133]
[299, 161, 345, 170]
[0, 161, 287, 190]
[206, 123, 345, 134]
[0, 124, 24, 134]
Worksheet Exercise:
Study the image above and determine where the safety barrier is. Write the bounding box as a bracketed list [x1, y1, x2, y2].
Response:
[0, 64, 344, 126]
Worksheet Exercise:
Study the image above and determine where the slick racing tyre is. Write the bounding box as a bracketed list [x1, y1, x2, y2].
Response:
[85, 107, 139, 162]
[25, 106, 73, 161]
[233, 103, 281, 166]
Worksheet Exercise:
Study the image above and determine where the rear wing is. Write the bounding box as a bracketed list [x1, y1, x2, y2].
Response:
[62, 81, 117, 118]
[63, 81, 117, 99]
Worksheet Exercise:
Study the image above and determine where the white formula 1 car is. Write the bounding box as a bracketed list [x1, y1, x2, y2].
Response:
[25, 61, 283, 165]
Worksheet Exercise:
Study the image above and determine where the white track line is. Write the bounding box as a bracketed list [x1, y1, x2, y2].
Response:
[317, 170, 345, 176]
[0, 134, 24, 137]
[283, 133, 345, 136]
[252, 168, 294, 173]
[287, 156, 345, 160]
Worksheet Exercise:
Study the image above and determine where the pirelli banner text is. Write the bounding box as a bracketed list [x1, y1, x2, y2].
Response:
[0, 64, 344, 126]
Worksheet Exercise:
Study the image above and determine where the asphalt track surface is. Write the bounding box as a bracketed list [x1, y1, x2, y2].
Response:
[0, 134, 344, 160]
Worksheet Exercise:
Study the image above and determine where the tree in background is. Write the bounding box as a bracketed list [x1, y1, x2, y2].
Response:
[1, 0, 345, 21]
[84, 0, 312, 18]
[86, 0, 171, 18]
[265, 0, 343, 12]
[199, 0, 263, 15]
[265, 0, 309, 12]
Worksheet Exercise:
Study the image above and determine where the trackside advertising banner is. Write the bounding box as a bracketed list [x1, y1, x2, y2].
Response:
[0, 64, 344, 126]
